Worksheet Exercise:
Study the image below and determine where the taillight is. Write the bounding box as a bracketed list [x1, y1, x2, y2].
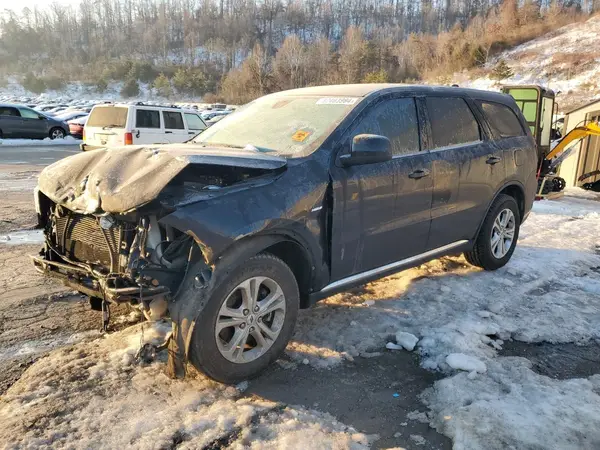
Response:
[82, 128, 86, 142]
[124, 132, 133, 145]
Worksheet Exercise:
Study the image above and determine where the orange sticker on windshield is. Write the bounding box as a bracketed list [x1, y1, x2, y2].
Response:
[292, 130, 311, 142]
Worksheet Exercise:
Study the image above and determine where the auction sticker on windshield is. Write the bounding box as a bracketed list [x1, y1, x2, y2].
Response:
[291, 130, 311, 142]
[316, 97, 358, 105]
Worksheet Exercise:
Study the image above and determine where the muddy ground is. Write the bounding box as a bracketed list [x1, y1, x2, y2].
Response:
[1, 151, 599, 449]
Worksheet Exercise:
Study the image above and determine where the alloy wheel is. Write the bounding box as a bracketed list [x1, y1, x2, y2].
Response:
[215, 276, 286, 364]
[490, 208, 516, 259]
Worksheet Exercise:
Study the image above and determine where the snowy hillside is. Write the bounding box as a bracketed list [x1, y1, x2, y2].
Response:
[0, 77, 163, 103]
[458, 15, 600, 112]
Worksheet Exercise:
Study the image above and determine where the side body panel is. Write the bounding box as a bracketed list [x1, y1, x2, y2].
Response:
[328, 94, 433, 280]
[421, 96, 506, 249]
[158, 151, 332, 291]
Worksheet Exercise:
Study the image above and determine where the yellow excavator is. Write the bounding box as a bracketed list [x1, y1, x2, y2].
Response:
[501, 85, 600, 197]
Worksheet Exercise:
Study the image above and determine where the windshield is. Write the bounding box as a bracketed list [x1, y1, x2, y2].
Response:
[87, 106, 128, 128]
[192, 95, 360, 157]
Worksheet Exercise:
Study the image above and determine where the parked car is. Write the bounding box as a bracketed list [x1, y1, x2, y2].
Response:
[0, 103, 69, 139]
[81, 103, 207, 150]
[68, 115, 87, 139]
[205, 114, 226, 127]
[33, 84, 536, 383]
[200, 110, 231, 121]
[54, 110, 88, 123]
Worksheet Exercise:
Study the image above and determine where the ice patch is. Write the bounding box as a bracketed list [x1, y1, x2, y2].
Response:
[446, 353, 487, 373]
[0, 229, 44, 246]
[0, 136, 81, 146]
[395, 331, 419, 351]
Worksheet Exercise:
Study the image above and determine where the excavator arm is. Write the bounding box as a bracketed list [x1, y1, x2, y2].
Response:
[545, 122, 600, 161]
[536, 121, 600, 198]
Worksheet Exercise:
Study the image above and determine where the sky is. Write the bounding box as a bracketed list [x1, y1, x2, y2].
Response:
[0, 0, 80, 13]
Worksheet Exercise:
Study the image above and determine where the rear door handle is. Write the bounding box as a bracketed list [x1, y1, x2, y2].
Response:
[165, 131, 173, 134]
[408, 169, 430, 179]
[486, 156, 502, 165]
[188, 131, 195, 134]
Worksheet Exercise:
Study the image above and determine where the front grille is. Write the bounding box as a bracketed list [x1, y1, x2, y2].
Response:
[55, 214, 122, 269]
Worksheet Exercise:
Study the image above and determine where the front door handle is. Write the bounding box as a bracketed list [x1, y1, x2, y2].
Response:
[486, 156, 502, 165]
[408, 169, 430, 179]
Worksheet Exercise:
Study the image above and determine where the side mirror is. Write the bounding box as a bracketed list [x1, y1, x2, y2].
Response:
[340, 134, 392, 167]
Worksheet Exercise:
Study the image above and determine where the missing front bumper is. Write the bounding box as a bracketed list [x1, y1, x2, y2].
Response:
[31, 255, 169, 304]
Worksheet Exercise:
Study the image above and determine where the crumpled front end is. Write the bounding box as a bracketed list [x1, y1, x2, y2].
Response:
[32, 193, 193, 320]
[32, 145, 286, 320]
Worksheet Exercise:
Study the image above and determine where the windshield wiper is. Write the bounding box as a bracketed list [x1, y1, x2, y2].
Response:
[102, 124, 122, 130]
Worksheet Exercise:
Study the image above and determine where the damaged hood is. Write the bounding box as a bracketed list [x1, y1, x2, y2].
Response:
[38, 145, 287, 214]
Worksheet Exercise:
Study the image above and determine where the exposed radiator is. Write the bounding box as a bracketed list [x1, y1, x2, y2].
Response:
[55, 214, 122, 269]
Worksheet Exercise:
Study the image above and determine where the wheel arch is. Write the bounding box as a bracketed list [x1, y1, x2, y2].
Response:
[476, 182, 525, 236]
[212, 233, 316, 309]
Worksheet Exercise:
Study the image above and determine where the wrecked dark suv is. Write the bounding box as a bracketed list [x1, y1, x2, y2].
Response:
[33, 84, 537, 383]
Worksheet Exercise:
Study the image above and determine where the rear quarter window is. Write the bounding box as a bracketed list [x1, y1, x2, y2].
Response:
[425, 97, 480, 149]
[87, 106, 128, 128]
[479, 101, 525, 138]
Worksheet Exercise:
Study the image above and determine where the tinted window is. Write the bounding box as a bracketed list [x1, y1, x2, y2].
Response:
[426, 97, 480, 149]
[18, 107, 41, 119]
[87, 106, 128, 128]
[163, 111, 184, 129]
[185, 113, 206, 131]
[480, 102, 525, 138]
[352, 98, 420, 156]
[0, 107, 20, 117]
[136, 109, 160, 128]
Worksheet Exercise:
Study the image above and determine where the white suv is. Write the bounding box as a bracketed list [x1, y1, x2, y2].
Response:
[81, 103, 207, 151]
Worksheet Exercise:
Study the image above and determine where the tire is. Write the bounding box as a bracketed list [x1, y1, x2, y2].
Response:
[464, 194, 520, 271]
[49, 127, 65, 140]
[189, 253, 299, 383]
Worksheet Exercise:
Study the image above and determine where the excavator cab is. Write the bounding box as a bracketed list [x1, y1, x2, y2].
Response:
[501, 85, 600, 197]
[501, 85, 557, 163]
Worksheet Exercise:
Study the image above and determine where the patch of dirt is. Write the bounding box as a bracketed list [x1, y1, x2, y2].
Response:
[501, 340, 600, 380]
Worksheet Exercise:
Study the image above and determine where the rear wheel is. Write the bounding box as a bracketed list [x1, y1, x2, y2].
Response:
[49, 127, 65, 140]
[464, 194, 520, 271]
[189, 253, 299, 383]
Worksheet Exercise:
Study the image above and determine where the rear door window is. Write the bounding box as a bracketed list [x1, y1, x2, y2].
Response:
[479, 101, 525, 138]
[425, 97, 480, 149]
[163, 111, 184, 129]
[185, 113, 206, 131]
[351, 97, 420, 156]
[136, 109, 160, 128]
[87, 106, 128, 128]
[0, 107, 20, 117]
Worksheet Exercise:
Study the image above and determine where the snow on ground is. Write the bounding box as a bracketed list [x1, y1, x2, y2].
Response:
[287, 189, 600, 448]
[0, 321, 372, 449]
[2, 189, 600, 449]
[0, 229, 44, 245]
[457, 15, 600, 111]
[0, 136, 81, 147]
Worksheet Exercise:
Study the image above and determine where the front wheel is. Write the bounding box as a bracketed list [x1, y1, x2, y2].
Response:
[49, 127, 65, 140]
[189, 253, 299, 383]
[464, 194, 520, 271]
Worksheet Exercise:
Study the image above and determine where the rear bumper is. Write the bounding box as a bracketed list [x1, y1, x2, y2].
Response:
[80, 143, 105, 152]
[31, 254, 169, 303]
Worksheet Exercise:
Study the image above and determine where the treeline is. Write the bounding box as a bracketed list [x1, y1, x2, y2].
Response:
[0, 0, 595, 102]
